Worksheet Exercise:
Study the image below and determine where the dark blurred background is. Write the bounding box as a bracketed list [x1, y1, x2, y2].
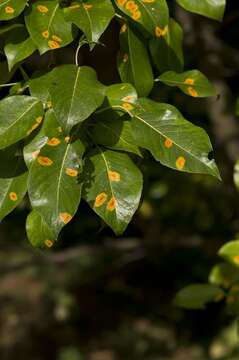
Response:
[1, 0, 239, 359]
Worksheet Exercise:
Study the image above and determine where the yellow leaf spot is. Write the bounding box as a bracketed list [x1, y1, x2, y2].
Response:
[48, 40, 60, 49]
[176, 156, 186, 170]
[107, 197, 116, 211]
[37, 156, 53, 166]
[5, 6, 14, 14]
[47, 137, 61, 146]
[132, 9, 141, 20]
[184, 78, 195, 85]
[123, 53, 128, 63]
[68, 3, 81, 10]
[42, 30, 50, 39]
[233, 255, 239, 265]
[108, 170, 121, 182]
[121, 95, 136, 102]
[45, 239, 54, 248]
[37, 5, 49, 13]
[9, 192, 17, 201]
[155, 26, 168, 38]
[36, 116, 43, 124]
[126, 1, 138, 12]
[52, 35, 62, 43]
[120, 24, 127, 33]
[117, 0, 127, 5]
[94, 192, 107, 208]
[65, 136, 70, 143]
[122, 102, 133, 111]
[59, 212, 72, 224]
[164, 138, 173, 149]
[83, 3, 93, 10]
[188, 87, 198, 97]
[66, 168, 78, 177]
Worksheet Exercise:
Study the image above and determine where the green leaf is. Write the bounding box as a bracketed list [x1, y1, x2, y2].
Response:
[118, 98, 220, 178]
[64, 0, 115, 44]
[4, 26, 36, 71]
[0, 0, 27, 20]
[0, 96, 44, 150]
[26, 210, 56, 248]
[157, 70, 216, 97]
[82, 148, 143, 234]
[90, 110, 141, 156]
[29, 69, 56, 105]
[25, 0, 75, 54]
[114, 0, 169, 36]
[0, 148, 28, 220]
[219, 241, 239, 267]
[149, 18, 184, 73]
[174, 284, 224, 309]
[176, 0, 226, 21]
[209, 263, 239, 288]
[118, 23, 154, 96]
[49, 65, 106, 133]
[28, 129, 85, 237]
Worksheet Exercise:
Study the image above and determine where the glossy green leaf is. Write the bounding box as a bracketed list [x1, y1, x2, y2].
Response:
[0, 148, 28, 220]
[157, 70, 216, 97]
[174, 284, 224, 309]
[82, 148, 143, 234]
[209, 263, 239, 288]
[118, 23, 154, 97]
[0, 96, 44, 149]
[28, 129, 85, 237]
[49, 65, 106, 133]
[176, 0, 226, 21]
[4, 26, 36, 71]
[0, 0, 27, 20]
[219, 240, 239, 267]
[119, 98, 220, 178]
[64, 0, 115, 44]
[114, 0, 169, 36]
[26, 210, 56, 248]
[149, 18, 184, 73]
[90, 110, 141, 156]
[25, 0, 75, 54]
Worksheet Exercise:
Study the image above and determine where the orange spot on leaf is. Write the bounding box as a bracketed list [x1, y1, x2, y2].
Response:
[164, 138, 173, 149]
[108, 170, 121, 182]
[47, 137, 61, 146]
[59, 212, 72, 224]
[9, 192, 17, 201]
[107, 197, 116, 211]
[45, 239, 54, 248]
[37, 156, 53, 166]
[94, 192, 107, 208]
[66, 168, 78, 177]
[176, 156, 186, 170]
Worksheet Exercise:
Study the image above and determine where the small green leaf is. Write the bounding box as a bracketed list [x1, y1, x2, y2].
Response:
[157, 70, 216, 97]
[0, 96, 44, 149]
[209, 263, 239, 288]
[64, 0, 115, 44]
[26, 210, 56, 248]
[176, 0, 226, 21]
[82, 148, 143, 234]
[174, 284, 224, 309]
[219, 241, 239, 267]
[49, 65, 106, 133]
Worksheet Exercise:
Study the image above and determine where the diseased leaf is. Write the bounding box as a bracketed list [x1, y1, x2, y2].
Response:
[82, 148, 143, 234]
[0, 96, 44, 149]
[157, 70, 216, 97]
[114, 0, 169, 36]
[219, 240, 239, 267]
[28, 128, 85, 237]
[25, 0, 75, 54]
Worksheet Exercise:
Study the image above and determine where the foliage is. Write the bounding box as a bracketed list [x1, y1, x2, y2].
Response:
[0, 0, 226, 247]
